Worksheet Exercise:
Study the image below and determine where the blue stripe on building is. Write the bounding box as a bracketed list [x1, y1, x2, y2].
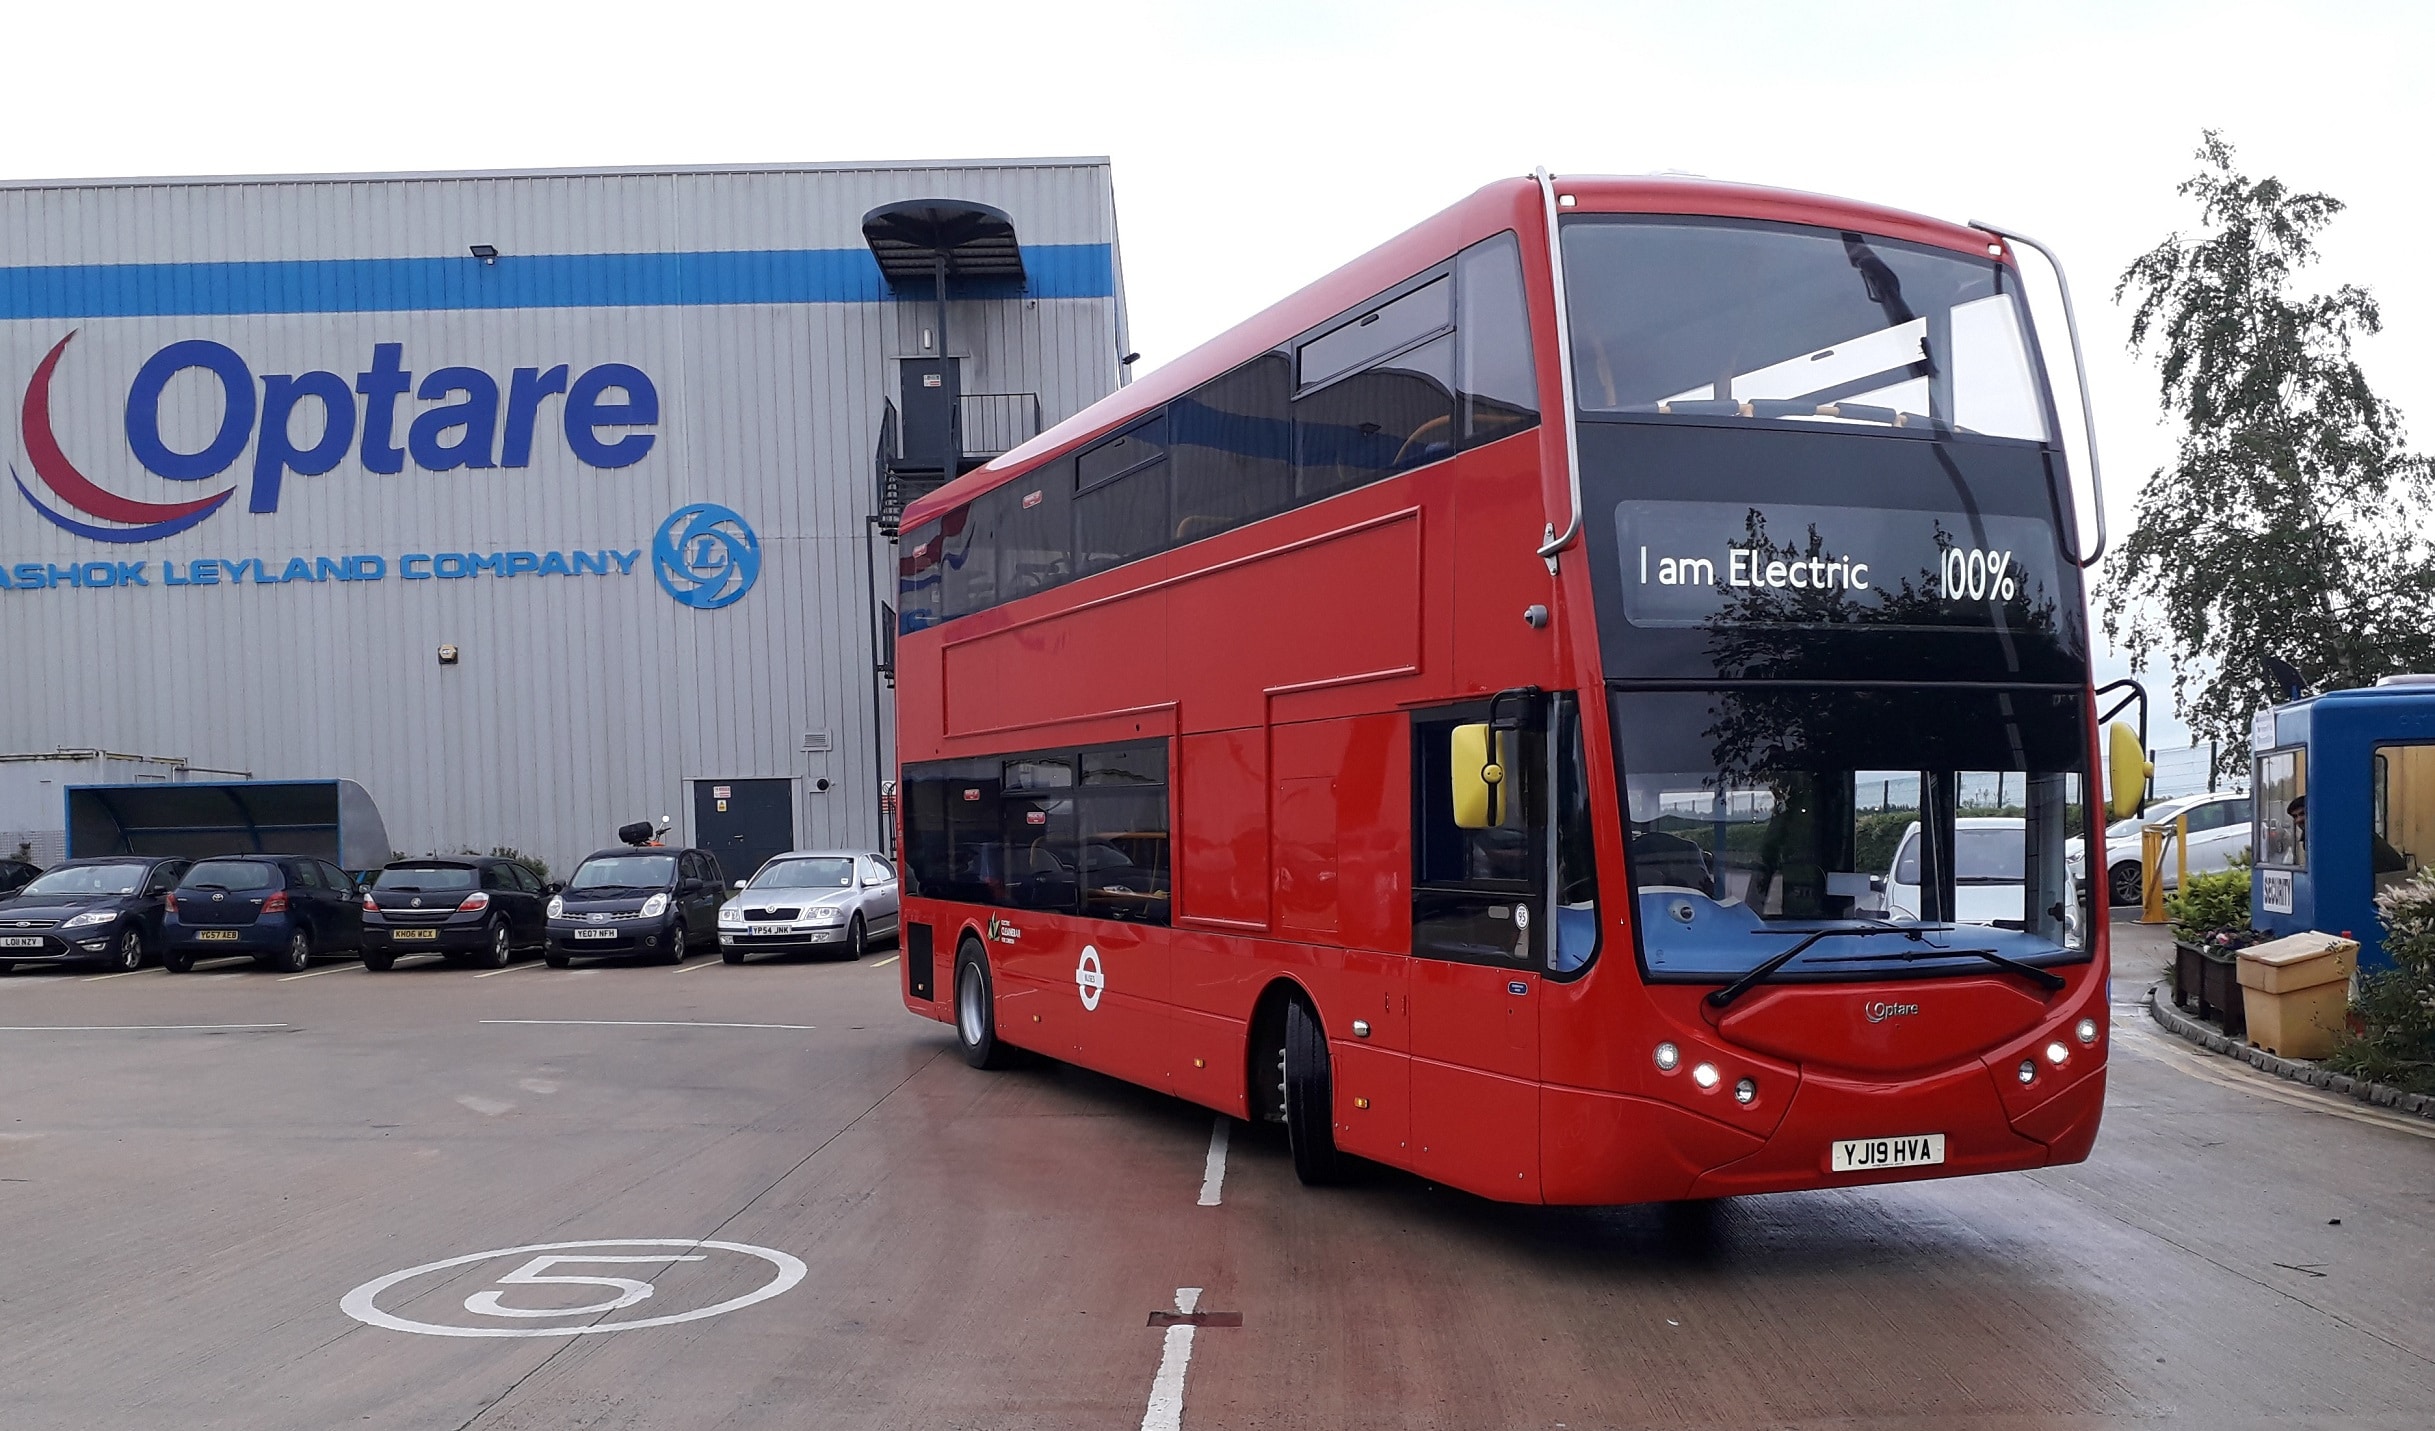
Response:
[0, 244, 1114, 319]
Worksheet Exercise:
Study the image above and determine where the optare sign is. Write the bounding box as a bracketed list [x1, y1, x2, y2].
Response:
[11, 331, 658, 543]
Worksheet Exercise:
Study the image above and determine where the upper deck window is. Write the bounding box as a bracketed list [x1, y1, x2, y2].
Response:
[1562, 217, 2050, 444]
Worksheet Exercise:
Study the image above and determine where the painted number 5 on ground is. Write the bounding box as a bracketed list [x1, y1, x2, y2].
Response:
[341, 1238, 805, 1338]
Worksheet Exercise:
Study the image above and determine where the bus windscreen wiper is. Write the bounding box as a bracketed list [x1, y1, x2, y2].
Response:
[1807, 943, 2068, 994]
[1705, 922, 1936, 1009]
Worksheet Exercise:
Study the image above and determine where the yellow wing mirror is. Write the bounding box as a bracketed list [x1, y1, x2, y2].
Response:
[2105, 720, 2152, 820]
[1451, 723, 1510, 829]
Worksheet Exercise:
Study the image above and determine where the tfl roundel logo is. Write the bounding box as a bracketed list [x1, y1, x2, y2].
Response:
[653, 503, 760, 609]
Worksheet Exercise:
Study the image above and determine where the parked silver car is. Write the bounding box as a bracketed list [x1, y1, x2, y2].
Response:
[718, 850, 899, 963]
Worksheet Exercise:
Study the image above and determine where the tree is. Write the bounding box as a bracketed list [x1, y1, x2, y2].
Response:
[2109, 132, 2435, 760]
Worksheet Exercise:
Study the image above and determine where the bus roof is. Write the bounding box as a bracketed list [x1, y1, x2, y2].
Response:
[899, 173, 2004, 532]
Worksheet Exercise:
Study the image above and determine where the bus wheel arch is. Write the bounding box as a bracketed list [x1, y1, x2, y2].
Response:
[1246, 978, 1312, 1125]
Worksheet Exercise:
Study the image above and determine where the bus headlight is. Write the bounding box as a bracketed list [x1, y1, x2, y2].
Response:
[1692, 1063, 1721, 1090]
[2018, 1059, 2037, 1084]
[1654, 1043, 1680, 1072]
[2046, 1042, 2070, 1066]
[2076, 1018, 2099, 1045]
[1734, 1077, 1757, 1105]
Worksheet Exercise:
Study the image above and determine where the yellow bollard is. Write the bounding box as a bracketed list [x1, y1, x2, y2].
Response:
[2175, 813, 2189, 892]
[2139, 824, 2169, 923]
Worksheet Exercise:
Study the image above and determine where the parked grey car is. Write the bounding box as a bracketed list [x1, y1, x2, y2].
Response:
[718, 850, 899, 963]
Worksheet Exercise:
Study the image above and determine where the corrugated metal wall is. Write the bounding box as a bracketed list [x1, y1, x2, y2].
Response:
[0, 160, 1125, 874]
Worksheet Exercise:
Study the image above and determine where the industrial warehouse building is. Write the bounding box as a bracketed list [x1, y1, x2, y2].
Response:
[0, 158, 1129, 878]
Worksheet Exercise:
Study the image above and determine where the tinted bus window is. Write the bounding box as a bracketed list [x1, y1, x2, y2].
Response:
[1295, 333, 1456, 498]
[1076, 416, 1171, 575]
[898, 520, 942, 633]
[1170, 354, 1292, 543]
[940, 500, 997, 618]
[1456, 232, 1540, 444]
[1299, 276, 1451, 390]
[903, 740, 1170, 926]
[998, 459, 1073, 601]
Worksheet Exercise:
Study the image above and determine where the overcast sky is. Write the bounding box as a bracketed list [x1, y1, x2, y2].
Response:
[6, 0, 2426, 749]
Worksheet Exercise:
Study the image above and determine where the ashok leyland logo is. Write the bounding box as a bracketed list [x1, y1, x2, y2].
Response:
[653, 503, 759, 609]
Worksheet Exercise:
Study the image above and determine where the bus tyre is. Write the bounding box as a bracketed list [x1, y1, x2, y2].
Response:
[955, 939, 1018, 1070]
[2108, 861, 2143, 908]
[1282, 997, 1347, 1186]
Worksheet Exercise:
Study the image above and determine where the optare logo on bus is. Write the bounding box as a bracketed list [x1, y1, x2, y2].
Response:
[11, 330, 660, 543]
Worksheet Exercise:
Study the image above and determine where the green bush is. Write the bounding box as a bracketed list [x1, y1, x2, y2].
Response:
[2165, 865, 2253, 941]
[461, 845, 550, 883]
[2325, 871, 2435, 1094]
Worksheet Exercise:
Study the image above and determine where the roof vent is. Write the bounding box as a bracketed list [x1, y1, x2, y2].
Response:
[861, 200, 1025, 287]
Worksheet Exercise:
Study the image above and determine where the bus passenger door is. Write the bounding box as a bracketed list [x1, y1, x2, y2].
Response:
[1405, 706, 1542, 1200]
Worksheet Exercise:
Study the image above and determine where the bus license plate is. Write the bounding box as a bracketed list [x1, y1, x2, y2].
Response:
[392, 928, 437, 941]
[1831, 1133, 1945, 1173]
[197, 930, 240, 942]
[0, 935, 43, 948]
[573, 928, 618, 940]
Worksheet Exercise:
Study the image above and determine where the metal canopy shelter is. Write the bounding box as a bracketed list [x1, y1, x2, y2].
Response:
[66, 780, 393, 871]
[859, 199, 1027, 286]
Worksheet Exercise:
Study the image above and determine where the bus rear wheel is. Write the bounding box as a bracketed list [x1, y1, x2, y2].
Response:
[1282, 997, 1346, 1186]
[955, 938, 1018, 1070]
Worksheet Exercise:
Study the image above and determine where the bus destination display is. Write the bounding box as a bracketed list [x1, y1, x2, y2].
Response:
[1611, 499, 2065, 632]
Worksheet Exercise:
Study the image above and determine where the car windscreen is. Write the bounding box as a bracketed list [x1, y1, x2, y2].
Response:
[1893, 828, 2029, 884]
[17, 863, 148, 897]
[374, 866, 478, 892]
[568, 855, 676, 891]
[184, 860, 278, 891]
[751, 858, 854, 889]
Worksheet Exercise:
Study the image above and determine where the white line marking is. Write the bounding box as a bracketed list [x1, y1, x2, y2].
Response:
[1198, 1118, 1231, 1206]
[472, 960, 539, 979]
[1140, 1286, 1204, 1431]
[456, 1094, 515, 1117]
[480, 1019, 819, 1031]
[669, 958, 714, 974]
[519, 1078, 560, 1094]
[82, 970, 143, 982]
[869, 955, 899, 969]
[0, 1023, 289, 1032]
[277, 963, 352, 981]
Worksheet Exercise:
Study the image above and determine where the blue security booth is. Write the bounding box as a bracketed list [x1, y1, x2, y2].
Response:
[2250, 678, 2435, 971]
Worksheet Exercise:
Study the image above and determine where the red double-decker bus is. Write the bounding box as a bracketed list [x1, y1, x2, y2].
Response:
[890, 174, 2143, 1204]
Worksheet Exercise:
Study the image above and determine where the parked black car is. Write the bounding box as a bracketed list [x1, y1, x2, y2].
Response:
[162, 854, 364, 973]
[0, 856, 190, 973]
[361, 856, 554, 970]
[545, 846, 725, 966]
[0, 857, 40, 898]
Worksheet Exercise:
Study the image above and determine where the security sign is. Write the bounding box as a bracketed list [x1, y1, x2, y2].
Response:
[1075, 944, 1105, 1011]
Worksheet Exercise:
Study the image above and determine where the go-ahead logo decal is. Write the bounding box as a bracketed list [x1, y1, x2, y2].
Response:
[12, 332, 235, 544]
[653, 503, 760, 609]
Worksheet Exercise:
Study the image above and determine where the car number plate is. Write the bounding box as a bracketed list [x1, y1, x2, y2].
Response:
[197, 930, 240, 942]
[573, 927, 618, 940]
[749, 924, 790, 936]
[1831, 1133, 1945, 1173]
[392, 928, 438, 941]
[0, 935, 43, 948]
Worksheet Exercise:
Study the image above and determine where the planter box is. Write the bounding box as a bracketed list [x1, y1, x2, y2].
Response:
[2174, 938, 2246, 1037]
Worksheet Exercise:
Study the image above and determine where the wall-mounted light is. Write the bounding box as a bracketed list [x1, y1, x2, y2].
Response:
[468, 244, 499, 265]
[437, 644, 460, 666]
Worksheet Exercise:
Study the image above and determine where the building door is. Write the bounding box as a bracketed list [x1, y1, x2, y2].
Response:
[693, 779, 795, 885]
[899, 358, 962, 472]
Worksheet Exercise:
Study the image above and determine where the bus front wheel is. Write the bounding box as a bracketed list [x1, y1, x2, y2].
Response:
[1282, 997, 1346, 1186]
[955, 939, 1018, 1070]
